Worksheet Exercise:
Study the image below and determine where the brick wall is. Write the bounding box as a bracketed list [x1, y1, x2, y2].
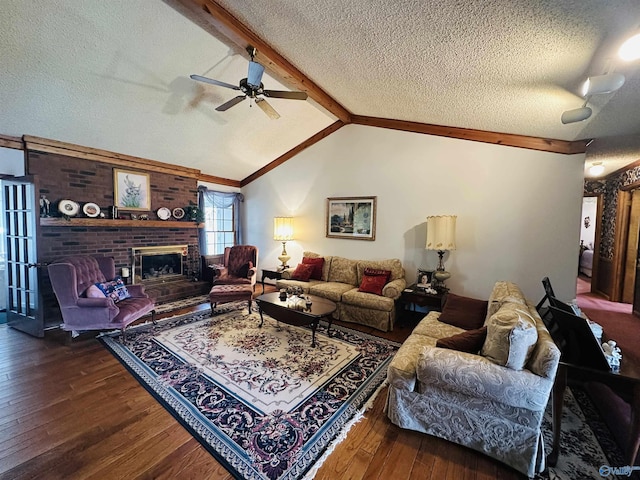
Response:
[28, 150, 202, 325]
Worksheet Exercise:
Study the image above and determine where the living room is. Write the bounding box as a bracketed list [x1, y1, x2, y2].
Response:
[3, 1, 640, 479]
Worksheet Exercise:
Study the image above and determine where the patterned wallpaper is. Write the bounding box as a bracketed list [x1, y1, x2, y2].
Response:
[585, 164, 640, 261]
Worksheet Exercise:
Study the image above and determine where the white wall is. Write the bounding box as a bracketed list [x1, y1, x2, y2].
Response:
[241, 124, 585, 302]
[0, 147, 25, 176]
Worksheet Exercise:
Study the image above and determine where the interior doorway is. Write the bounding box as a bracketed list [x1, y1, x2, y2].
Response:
[579, 195, 602, 293]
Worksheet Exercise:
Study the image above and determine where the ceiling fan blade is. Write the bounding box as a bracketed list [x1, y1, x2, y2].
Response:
[263, 90, 308, 100]
[255, 98, 280, 119]
[247, 61, 265, 88]
[215, 95, 247, 111]
[190, 74, 240, 90]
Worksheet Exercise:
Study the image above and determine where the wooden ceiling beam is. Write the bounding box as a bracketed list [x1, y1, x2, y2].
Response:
[164, 0, 351, 124]
[240, 121, 345, 186]
[351, 116, 589, 155]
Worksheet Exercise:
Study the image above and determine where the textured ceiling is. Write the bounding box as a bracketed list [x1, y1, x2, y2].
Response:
[2, 1, 640, 182]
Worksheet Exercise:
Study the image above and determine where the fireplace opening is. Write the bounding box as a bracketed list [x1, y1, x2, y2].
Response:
[131, 245, 188, 284]
[141, 253, 181, 280]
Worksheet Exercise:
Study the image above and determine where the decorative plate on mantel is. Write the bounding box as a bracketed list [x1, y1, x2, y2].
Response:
[82, 202, 100, 218]
[58, 199, 80, 217]
[172, 207, 185, 220]
[157, 207, 171, 220]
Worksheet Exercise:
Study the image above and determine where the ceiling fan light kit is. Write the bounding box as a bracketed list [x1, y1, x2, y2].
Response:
[561, 106, 592, 124]
[190, 46, 308, 119]
[581, 72, 625, 96]
[589, 162, 605, 176]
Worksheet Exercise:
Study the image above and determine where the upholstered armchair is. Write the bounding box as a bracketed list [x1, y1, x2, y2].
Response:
[210, 245, 258, 290]
[48, 255, 155, 338]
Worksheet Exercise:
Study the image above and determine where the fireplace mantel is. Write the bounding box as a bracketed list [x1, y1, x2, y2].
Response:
[40, 218, 203, 228]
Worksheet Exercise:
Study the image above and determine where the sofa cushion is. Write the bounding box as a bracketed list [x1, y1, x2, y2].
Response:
[95, 276, 131, 303]
[486, 281, 527, 322]
[356, 258, 404, 283]
[291, 263, 315, 281]
[358, 268, 391, 295]
[302, 256, 325, 280]
[327, 257, 358, 285]
[276, 278, 322, 294]
[387, 333, 439, 391]
[341, 288, 395, 311]
[412, 312, 466, 339]
[436, 326, 487, 353]
[481, 303, 538, 370]
[309, 282, 354, 302]
[439, 293, 488, 330]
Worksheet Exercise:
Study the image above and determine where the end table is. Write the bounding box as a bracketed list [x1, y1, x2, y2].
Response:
[397, 284, 447, 325]
[261, 267, 285, 294]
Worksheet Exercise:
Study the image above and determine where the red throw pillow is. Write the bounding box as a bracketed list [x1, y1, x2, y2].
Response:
[302, 257, 325, 280]
[291, 263, 314, 281]
[438, 293, 488, 330]
[358, 268, 391, 296]
[436, 326, 488, 353]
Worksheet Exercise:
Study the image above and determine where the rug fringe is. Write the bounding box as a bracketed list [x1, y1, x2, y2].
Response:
[301, 380, 389, 480]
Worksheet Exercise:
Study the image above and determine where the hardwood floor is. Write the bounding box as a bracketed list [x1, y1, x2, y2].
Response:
[0, 294, 525, 480]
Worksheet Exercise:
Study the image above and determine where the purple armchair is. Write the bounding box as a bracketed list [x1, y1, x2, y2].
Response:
[211, 245, 259, 290]
[48, 255, 155, 338]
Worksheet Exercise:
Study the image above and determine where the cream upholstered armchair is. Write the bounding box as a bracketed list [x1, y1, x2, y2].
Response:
[211, 245, 258, 290]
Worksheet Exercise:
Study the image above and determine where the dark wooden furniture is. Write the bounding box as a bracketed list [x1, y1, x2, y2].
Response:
[397, 284, 447, 325]
[260, 267, 284, 294]
[255, 292, 337, 347]
[548, 306, 640, 468]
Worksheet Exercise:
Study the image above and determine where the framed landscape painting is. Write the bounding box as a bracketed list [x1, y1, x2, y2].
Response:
[326, 196, 376, 240]
[114, 169, 150, 211]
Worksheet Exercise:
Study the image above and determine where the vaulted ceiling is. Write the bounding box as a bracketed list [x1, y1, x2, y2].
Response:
[2, 1, 640, 184]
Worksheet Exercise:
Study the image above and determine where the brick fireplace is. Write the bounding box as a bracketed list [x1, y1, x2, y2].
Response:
[28, 147, 213, 326]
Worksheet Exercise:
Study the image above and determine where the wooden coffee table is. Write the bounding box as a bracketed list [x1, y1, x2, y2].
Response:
[255, 292, 337, 347]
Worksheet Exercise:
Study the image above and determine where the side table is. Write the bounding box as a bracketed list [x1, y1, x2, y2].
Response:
[397, 284, 447, 325]
[261, 267, 284, 294]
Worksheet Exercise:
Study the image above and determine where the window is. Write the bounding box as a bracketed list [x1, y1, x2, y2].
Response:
[204, 202, 235, 255]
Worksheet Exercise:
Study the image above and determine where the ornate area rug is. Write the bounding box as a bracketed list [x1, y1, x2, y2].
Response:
[540, 387, 633, 480]
[154, 294, 209, 314]
[100, 307, 399, 480]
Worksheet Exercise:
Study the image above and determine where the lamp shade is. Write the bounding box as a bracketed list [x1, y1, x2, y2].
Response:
[426, 215, 457, 251]
[273, 217, 294, 241]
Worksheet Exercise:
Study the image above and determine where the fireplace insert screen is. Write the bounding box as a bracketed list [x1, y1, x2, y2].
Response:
[141, 253, 182, 279]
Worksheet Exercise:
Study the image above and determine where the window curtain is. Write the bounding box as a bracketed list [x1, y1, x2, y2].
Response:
[198, 186, 244, 255]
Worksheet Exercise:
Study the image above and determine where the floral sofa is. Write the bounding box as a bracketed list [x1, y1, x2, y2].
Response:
[275, 251, 406, 332]
[386, 281, 561, 478]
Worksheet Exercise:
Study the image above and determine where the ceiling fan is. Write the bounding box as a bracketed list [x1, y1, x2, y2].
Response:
[190, 46, 308, 119]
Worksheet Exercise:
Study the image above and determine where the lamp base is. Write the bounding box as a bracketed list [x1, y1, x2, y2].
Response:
[278, 255, 291, 269]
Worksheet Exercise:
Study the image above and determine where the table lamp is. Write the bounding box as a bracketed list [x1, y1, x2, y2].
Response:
[426, 215, 457, 291]
[274, 217, 294, 269]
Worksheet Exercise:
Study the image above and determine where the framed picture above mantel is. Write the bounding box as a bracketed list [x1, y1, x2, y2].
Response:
[326, 196, 376, 241]
[114, 169, 151, 211]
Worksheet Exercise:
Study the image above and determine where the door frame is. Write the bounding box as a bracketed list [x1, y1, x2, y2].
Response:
[611, 181, 640, 302]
